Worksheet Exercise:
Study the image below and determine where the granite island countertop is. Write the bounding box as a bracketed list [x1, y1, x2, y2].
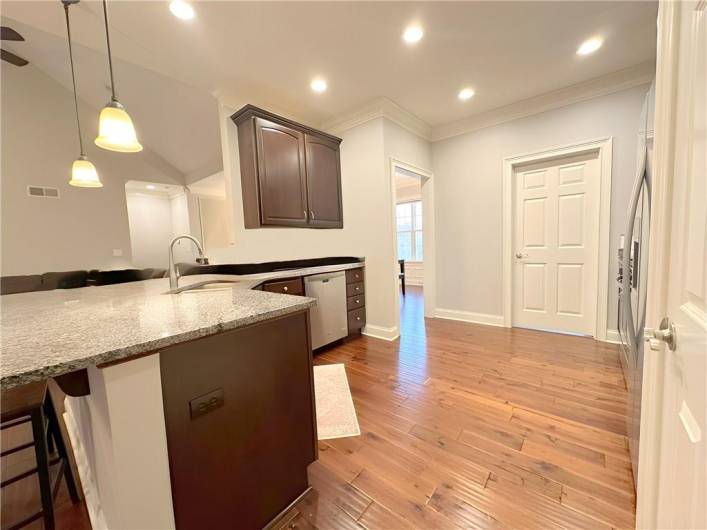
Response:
[0, 274, 318, 389]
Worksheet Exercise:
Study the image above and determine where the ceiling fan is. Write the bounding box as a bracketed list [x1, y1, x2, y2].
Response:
[1, 26, 29, 67]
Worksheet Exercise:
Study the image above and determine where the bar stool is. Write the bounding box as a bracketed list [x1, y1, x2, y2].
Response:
[1, 380, 80, 530]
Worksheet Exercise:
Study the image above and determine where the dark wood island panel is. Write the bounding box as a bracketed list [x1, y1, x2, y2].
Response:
[159, 311, 317, 529]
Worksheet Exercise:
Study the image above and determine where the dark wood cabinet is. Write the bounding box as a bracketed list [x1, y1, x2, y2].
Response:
[255, 119, 308, 227]
[345, 268, 366, 335]
[159, 311, 316, 529]
[304, 134, 343, 228]
[232, 105, 343, 229]
[262, 277, 305, 296]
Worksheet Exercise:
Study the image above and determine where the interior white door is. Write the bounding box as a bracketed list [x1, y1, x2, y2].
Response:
[512, 151, 600, 335]
[652, 1, 706, 527]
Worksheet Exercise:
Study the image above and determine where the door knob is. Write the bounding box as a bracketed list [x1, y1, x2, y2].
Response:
[515, 252, 528, 259]
[644, 317, 677, 351]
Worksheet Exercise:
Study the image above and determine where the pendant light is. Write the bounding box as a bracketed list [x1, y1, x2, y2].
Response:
[95, 0, 142, 152]
[63, 0, 102, 187]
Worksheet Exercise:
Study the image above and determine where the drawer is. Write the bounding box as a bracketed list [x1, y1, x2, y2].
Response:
[345, 268, 364, 284]
[346, 282, 364, 297]
[347, 294, 365, 311]
[347, 307, 366, 333]
[262, 277, 304, 296]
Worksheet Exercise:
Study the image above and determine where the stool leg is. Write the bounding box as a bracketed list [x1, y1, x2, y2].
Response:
[47, 429, 55, 455]
[31, 408, 55, 530]
[45, 394, 80, 504]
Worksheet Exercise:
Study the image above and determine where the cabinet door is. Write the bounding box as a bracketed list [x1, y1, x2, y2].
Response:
[255, 118, 309, 227]
[304, 134, 343, 228]
[160, 312, 316, 529]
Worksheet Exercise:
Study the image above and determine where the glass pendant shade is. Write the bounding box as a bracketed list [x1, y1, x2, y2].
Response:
[95, 101, 143, 152]
[69, 156, 102, 187]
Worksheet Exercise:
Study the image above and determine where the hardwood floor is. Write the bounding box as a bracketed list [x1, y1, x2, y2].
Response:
[2, 285, 634, 529]
[282, 286, 635, 529]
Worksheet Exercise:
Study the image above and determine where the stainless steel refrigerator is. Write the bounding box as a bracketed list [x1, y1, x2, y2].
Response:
[618, 82, 654, 486]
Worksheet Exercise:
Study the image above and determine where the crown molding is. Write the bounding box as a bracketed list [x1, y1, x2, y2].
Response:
[216, 61, 654, 144]
[320, 97, 433, 140]
[431, 61, 655, 142]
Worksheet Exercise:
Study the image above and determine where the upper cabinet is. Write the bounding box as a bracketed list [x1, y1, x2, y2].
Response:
[232, 106, 343, 229]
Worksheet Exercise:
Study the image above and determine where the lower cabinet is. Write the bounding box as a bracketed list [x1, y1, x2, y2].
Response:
[262, 277, 305, 296]
[159, 311, 316, 529]
[345, 268, 366, 335]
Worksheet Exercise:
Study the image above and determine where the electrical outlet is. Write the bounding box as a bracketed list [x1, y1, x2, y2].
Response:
[112, 249, 123, 257]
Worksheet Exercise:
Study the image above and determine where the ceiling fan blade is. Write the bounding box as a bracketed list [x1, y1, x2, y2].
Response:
[1, 49, 29, 67]
[0, 27, 24, 42]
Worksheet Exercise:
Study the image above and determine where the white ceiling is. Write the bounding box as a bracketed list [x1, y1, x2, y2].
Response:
[2, 1, 657, 164]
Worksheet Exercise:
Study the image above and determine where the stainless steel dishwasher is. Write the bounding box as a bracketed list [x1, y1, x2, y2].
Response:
[304, 271, 348, 349]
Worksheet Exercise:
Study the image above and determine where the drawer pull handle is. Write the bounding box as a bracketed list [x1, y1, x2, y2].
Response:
[355, 287, 360, 291]
[283, 286, 288, 292]
[356, 299, 360, 303]
[356, 317, 361, 321]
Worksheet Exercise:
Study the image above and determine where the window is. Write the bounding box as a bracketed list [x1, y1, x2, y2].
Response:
[396, 200, 423, 261]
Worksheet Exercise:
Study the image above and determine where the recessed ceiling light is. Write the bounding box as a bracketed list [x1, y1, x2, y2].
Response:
[577, 37, 603, 56]
[146, 184, 156, 190]
[169, 0, 195, 20]
[403, 25, 424, 44]
[458, 88, 475, 101]
[310, 78, 327, 93]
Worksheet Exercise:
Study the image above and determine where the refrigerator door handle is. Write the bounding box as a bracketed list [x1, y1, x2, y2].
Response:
[621, 142, 649, 357]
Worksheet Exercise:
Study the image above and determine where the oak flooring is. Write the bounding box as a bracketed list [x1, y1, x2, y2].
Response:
[1, 286, 634, 529]
[281, 286, 635, 530]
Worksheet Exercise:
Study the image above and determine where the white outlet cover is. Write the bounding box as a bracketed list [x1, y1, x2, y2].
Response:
[112, 249, 123, 257]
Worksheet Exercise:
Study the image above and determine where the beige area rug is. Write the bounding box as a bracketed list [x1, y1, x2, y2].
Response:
[313, 364, 361, 440]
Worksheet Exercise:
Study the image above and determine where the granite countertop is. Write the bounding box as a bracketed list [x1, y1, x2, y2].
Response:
[0, 261, 365, 389]
[0, 261, 351, 390]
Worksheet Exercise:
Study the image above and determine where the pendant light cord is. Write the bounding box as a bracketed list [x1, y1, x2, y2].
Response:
[63, 1, 84, 156]
[101, 0, 117, 102]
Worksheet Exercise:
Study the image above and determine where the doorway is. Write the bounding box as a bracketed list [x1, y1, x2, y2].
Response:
[502, 138, 613, 339]
[390, 159, 435, 337]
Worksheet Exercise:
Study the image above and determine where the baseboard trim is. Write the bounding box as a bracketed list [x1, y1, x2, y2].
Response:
[605, 329, 622, 344]
[362, 324, 399, 341]
[434, 308, 505, 327]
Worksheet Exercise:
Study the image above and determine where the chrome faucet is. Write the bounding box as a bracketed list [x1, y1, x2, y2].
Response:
[168, 235, 209, 290]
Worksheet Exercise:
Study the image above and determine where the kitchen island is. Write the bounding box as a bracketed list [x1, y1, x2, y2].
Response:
[0, 273, 325, 529]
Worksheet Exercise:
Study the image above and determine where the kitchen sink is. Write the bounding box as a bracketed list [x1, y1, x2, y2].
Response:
[164, 279, 242, 294]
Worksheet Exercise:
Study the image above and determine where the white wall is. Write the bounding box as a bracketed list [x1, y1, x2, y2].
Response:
[125, 190, 202, 268]
[197, 196, 230, 251]
[396, 185, 422, 203]
[432, 84, 649, 328]
[0, 63, 185, 275]
[125, 193, 174, 269]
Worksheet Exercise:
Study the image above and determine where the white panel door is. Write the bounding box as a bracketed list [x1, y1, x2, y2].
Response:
[653, 1, 706, 527]
[512, 152, 600, 335]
